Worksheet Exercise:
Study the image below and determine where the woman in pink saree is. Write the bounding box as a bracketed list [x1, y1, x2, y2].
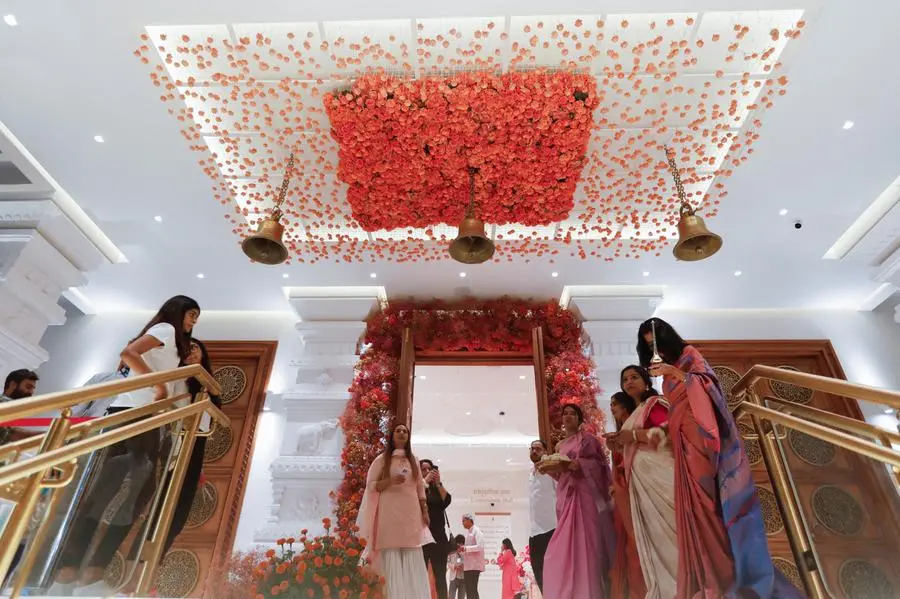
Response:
[541, 403, 616, 599]
[497, 538, 519, 599]
[638, 318, 805, 599]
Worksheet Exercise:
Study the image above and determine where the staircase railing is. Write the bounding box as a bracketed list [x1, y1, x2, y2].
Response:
[733, 365, 900, 599]
[0, 365, 226, 598]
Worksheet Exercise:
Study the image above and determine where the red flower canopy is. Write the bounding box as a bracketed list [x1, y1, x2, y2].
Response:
[324, 71, 600, 230]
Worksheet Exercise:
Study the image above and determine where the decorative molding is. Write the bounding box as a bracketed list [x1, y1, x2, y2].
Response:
[286, 286, 385, 322]
[270, 456, 343, 479]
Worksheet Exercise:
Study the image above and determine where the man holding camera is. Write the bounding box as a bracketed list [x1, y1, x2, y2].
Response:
[420, 458, 452, 599]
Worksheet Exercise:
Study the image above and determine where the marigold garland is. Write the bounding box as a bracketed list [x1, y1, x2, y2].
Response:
[333, 298, 602, 526]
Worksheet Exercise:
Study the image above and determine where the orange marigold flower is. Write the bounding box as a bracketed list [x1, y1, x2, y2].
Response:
[265, 549, 276, 558]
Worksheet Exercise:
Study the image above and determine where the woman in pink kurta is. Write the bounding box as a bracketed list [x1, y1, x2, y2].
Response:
[356, 423, 432, 599]
[541, 403, 616, 599]
[497, 539, 519, 599]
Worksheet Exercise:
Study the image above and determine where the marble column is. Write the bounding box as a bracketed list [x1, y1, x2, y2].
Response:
[564, 285, 664, 430]
[0, 126, 113, 374]
[254, 287, 384, 541]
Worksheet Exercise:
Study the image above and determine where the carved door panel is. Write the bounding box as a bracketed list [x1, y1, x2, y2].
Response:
[396, 328, 415, 427]
[154, 341, 276, 598]
[694, 340, 900, 599]
[531, 327, 551, 445]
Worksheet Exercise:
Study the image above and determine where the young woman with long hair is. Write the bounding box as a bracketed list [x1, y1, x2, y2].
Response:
[356, 423, 431, 598]
[48, 296, 201, 596]
[607, 366, 678, 599]
[636, 318, 805, 599]
[607, 391, 647, 599]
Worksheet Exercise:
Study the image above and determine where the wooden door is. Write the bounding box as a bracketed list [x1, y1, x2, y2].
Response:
[396, 328, 415, 428]
[531, 327, 551, 445]
[153, 341, 276, 598]
[694, 340, 900, 599]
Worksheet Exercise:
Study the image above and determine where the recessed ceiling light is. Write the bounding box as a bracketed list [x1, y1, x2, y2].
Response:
[465, 411, 472, 416]
[282, 273, 289, 279]
[153, 215, 163, 223]
[93, 135, 105, 143]
[778, 208, 788, 216]
[196, 273, 205, 279]
[505, 458, 512, 463]
[842, 120, 854, 130]
[459, 272, 466, 278]
[369, 273, 377, 279]
[4, 15, 17, 26]
[642, 271, 650, 277]
[883, 408, 895, 415]
[419, 375, 427, 380]
[551, 272, 559, 278]
[734, 270, 742, 277]
[519, 375, 526, 380]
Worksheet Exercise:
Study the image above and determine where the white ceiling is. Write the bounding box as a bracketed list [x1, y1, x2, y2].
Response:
[1, 0, 899, 313]
[411, 365, 538, 471]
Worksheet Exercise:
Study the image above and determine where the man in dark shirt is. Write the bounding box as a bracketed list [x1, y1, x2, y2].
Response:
[420, 458, 452, 599]
[1, 369, 39, 445]
[1, 368, 40, 589]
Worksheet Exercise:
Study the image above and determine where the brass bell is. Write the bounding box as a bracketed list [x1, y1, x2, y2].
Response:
[242, 214, 288, 265]
[673, 204, 722, 261]
[449, 216, 495, 264]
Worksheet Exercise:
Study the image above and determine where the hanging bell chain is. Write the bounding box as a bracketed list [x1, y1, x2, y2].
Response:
[665, 146, 692, 215]
[271, 153, 295, 219]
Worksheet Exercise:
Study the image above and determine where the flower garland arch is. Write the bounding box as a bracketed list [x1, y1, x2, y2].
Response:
[333, 298, 603, 526]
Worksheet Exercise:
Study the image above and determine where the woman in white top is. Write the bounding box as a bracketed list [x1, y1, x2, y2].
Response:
[48, 295, 200, 597]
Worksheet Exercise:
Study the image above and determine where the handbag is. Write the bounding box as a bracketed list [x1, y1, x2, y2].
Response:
[443, 510, 456, 553]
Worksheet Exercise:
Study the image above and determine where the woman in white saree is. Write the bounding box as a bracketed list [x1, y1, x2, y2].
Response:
[606, 364, 679, 599]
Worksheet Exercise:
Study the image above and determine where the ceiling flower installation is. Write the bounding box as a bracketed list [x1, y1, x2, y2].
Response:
[324, 71, 600, 229]
[137, 11, 805, 263]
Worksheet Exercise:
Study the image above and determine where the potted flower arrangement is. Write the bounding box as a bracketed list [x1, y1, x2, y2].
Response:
[252, 517, 384, 599]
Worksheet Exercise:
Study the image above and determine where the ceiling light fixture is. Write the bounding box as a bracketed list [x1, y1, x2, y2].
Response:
[196, 273, 205, 279]
[465, 411, 472, 416]
[642, 271, 650, 277]
[153, 215, 162, 223]
[282, 273, 289, 279]
[242, 154, 292, 264]
[778, 208, 788, 216]
[369, 273, 377, 279]
[551, 272, 559, 278]
[842, 120, 854, 130]
[667, 147, 722, 261]
[93, 135, 105, 143]
[419, 375, 427, 380]
[734, 270, 742, 277]
[3, 15, 17, 26]
[519, 375, 526, 380]
[459, 272, 466, 278]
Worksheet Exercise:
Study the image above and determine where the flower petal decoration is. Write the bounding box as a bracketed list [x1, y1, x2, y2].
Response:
[323, 71, 600, 230]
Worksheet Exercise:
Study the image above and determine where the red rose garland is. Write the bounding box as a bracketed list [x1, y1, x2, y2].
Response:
[333, 298, 602, 526]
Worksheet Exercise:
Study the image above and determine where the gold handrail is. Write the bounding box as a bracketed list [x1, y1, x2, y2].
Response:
[733, 364, 900, 410]
[0, 391, 226, 460]
[740, 402, 900, 469]
[0, 365, 222, 421]
[733, 366, 900, 599]
[761, 395, 900, 446]
[0, 364, 226, 598]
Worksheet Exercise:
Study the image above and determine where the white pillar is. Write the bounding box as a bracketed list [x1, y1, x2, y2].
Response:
[563, 286, 664, 431]
[254, 287, 384, 542]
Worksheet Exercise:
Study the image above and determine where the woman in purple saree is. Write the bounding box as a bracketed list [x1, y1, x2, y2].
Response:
[638, 318, 806, 599]
[540, 403, 616, 599]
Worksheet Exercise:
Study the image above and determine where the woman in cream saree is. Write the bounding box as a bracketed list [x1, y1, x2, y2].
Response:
[608, 364, 679, 599]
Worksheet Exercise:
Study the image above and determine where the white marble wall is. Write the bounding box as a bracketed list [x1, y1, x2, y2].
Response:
[254, 287, 383, 542]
